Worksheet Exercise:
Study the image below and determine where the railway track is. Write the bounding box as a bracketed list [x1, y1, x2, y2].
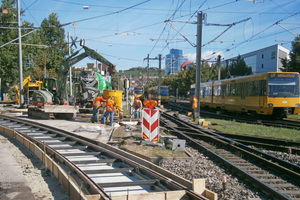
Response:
[160, 111, 300, 200]
[165, 101, 300, 130]
[0, 114, 208, 200]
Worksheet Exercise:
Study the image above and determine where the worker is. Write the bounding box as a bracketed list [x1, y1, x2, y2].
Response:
[192, 95, 198, 121]
[68, 95, 74, 105]
[134, 97, 143, 119]
[103, 96, 116, 126]
[129, 91, 135, 118]
[91, 95, 106, 123]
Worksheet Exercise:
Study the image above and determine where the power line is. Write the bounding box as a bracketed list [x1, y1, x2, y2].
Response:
[60, 0, 151, 26]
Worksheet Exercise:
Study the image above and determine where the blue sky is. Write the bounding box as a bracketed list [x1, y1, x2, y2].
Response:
[8, 0, 300, 71]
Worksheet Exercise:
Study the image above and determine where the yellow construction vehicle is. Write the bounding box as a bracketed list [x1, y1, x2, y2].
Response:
[13, 75, 43, 105]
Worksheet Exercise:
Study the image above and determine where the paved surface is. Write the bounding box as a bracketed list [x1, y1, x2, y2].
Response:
[0, 134, 35, 200]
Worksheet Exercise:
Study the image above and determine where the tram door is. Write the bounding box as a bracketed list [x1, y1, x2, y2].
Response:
[259, 80, 266, 108]
[241, 82, 246, 108]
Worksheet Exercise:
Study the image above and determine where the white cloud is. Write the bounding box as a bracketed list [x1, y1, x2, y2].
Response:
[184, 51, 225, 62]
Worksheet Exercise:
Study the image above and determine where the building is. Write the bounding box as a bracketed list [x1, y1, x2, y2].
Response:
[223, 44, 290, 73]
[165, 49, 188, 75]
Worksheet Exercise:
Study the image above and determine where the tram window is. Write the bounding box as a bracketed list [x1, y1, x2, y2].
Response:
[253, 81, 259, 96]
[235, 83, 241, 96]
[261, 80, 266, 95]
[268, 73, 299, 97]
[246, 82, 253, 96]
[207, 86, 212, 96]
[221, 85, 226, 98]
[230, 84, 236, 96]
[226, 84, 230, 96]
[214, 85, 221, 96]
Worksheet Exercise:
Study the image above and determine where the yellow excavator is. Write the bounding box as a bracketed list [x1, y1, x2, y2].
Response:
[13, 75, 43, 105]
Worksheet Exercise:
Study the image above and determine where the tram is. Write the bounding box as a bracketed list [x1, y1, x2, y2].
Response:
[196, 72, 300, 118]
[148, 86, 170, 103]
[134, 86, 144, 99]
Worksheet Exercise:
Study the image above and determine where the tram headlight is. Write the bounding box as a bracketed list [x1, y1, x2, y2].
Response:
[268, 103, 273, 107]
[296, 104, 300, 107]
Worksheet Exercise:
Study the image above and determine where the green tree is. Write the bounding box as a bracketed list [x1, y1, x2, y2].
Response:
[111, 71, 120, 90]
[201, 61, 218, 82]
[282, 36, 300, 72]
[0, 0, 20, 94]
[37, 13, 68, 73]
[228, 55, 252, 76]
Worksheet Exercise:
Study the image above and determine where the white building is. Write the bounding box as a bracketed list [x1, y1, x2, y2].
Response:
[223, 44, 290, 73]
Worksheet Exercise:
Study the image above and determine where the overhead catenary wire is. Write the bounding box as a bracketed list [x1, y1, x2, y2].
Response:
[60, 0, 151, 27]
[17, 0, 300, 70]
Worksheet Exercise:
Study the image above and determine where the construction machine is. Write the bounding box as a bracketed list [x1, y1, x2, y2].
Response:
[74, 69, 111, 112]
[13, 75, 43, 105]
[28, 45, 115, 120]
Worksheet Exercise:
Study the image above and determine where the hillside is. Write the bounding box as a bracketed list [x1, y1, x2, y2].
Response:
[118, 67, 165, 78]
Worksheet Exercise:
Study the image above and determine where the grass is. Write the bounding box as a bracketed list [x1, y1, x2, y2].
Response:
[204, 118, 300, 142]
[287, 114, 300, 120]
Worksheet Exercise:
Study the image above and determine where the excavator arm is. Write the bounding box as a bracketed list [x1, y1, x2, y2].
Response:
[56, 45, 115, 104]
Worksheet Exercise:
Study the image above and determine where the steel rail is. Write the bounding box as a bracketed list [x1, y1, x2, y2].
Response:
[161, 112, 300, 200]
[169, 113, 300, 175]
[0, 114, 208, 200]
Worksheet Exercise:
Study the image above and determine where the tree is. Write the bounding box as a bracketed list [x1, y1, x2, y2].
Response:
[228, 55, 252, 77]
[201, 61, 218, 82]
[0, 0, 20, 94]
[37, 13, 68, 73]
[111, 71, 120, 90]
[282, 36, 300, 72]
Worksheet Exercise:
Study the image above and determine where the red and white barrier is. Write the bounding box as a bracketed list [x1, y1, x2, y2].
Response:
[142, 108, 159, 142]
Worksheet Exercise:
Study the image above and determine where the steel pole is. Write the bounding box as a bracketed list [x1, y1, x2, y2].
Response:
[68, 32, 72, 96]
[17, 0, 24, 107]
[195, 12, 203, 117]
[158, 54, 162, 106]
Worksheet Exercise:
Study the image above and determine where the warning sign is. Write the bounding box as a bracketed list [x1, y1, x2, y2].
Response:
[142, 108, 159, 142]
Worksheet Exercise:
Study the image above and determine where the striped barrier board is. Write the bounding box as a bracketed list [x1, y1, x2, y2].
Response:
[142, 108, 159, 142]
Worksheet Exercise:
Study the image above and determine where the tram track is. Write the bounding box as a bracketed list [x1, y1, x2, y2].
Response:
[0, 114, 208, 200]
[166, 101, 300, 130]
[160, 111, 300, 200]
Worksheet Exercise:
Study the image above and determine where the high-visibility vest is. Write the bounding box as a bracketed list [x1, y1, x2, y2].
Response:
[135, 100, 142, 109]
[106, 99, 114, 111]
[129, 95, 135, 104]
[93, 96, 101, 107]
[192, 97, 198, 108]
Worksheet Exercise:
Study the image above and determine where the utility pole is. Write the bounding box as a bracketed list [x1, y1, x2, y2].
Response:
[158, 54, 162, 106]
[195, 11, 203, 118]
[17, 0, 23, 107]
[68, 32, 72, 96]
[217, 55, 221, 80]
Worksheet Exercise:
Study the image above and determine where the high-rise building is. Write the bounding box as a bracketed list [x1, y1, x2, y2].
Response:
[165, 49, 188, 75]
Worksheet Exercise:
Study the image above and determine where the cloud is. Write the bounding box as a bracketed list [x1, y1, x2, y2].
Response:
[184, 51, 225, 62]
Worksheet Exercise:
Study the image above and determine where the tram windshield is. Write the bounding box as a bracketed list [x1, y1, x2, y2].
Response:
[134, 87, 143, 95]
[268, 73, 299, 97]
[160, 87, 169, 96]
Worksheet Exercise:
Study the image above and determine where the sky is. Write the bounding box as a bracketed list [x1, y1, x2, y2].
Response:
[4, 0, 300, 72]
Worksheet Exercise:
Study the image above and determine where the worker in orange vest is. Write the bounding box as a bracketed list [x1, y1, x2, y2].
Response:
[134, 97, 143, 119]
[91, 95, 106, 123]
[192, 95, 198, 121]
[103, 96, 116, 126]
